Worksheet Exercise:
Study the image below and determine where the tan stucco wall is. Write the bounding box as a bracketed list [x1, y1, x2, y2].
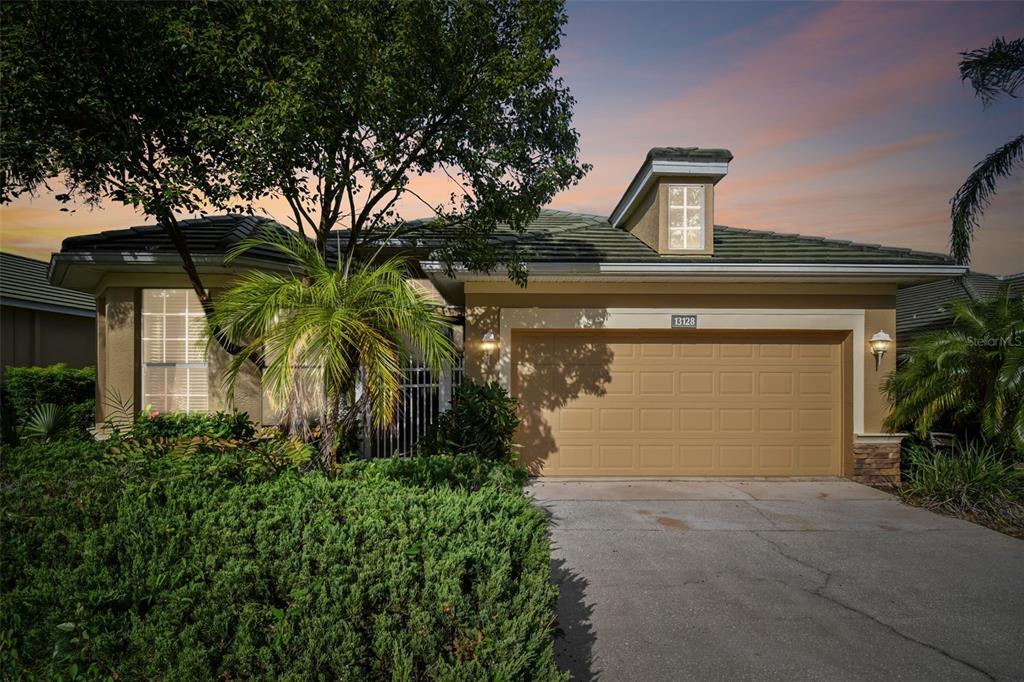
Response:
[863, 306, 897, 433]
[623, 176, 718, 255]
[464, 281, 898, 443]
[96, 287, 138, 423]
[90, 278, 266, 424]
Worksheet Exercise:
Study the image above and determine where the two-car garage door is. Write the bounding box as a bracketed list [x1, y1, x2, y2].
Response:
[512, 330, 845, 477]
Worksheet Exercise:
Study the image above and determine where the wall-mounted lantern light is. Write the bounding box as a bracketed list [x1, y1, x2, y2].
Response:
[481, 330, 497, 352]
[870, 330, 892, 370]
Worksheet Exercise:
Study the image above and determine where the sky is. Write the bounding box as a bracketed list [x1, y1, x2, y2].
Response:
[1, 1, 1022, 273]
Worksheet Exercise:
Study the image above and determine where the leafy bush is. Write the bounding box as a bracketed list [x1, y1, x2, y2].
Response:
[2, 364, 95, 438]
[127, 410, 257, 441]
[884, 290, 1024, 454]
[422, 381, 520, 461]
[340, 453, 528, 492]
[900, 441, 1024, 535]
[0, 440, 563, 680]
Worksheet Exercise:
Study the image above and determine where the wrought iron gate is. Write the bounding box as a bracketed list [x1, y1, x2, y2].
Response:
[362, 356, 464, 458]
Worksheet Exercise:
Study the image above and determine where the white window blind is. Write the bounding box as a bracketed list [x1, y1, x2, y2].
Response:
[142, 289, 209, 413]
[667, 184, 705, 250]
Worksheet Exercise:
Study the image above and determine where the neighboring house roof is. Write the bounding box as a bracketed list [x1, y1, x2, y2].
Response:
[897, 271, 1024, 339]
[0, 251, 95, 316]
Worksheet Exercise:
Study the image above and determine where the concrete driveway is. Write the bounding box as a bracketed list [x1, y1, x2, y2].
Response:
[529, 479, 1024, 681]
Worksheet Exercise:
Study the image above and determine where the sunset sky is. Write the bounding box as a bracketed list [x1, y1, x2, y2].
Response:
[1, 1, 1022, 273]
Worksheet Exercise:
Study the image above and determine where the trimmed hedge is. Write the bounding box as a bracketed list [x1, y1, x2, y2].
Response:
[0, 441, 563, 680]
[2, 364, 96, 439]
[127, 410, 258, 441]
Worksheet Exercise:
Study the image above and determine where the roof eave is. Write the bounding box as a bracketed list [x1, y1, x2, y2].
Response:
[423, 260, 967, 291]
[49, 252, 298, 292]
[609, 159, 730, 228]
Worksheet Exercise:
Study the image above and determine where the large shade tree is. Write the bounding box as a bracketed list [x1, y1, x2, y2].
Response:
[187, 0, 588, 282]
[0, 1, 240, 309]
[950, 36, 1024, 265]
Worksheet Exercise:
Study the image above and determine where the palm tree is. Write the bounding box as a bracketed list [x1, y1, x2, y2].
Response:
[884, 289, 1024, 454]
[950, 36, 1024, 265]
[208, 226, 455, 471]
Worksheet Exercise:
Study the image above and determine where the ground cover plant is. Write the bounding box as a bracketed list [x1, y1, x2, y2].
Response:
[898, 440, 1024, 537]
[2, 364, 96, 441]
[0, 435, 564, 680]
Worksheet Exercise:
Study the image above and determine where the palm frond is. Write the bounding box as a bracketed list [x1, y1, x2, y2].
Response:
[211, 241, 455, 468]
[950, 133, 1024, 265]
[959, 36, 1024, 106]
[885, 290, 1024, 454]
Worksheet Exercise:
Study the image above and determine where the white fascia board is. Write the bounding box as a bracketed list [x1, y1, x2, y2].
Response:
[48, 252, 295, 290]
[609, 159, 730, 227]
[421, 260, 967, 281]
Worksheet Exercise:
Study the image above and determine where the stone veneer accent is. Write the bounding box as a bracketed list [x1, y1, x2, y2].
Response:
[853, 435, 904, 486]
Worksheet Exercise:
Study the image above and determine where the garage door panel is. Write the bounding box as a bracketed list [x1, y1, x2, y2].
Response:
[639, 408, 674, 432]
[598, 408, 634, 431]
[514, 331, 842, 476]
[639, 371, 675, 395]
[719, 372, 755, 395]
[680, 371, 715, 394]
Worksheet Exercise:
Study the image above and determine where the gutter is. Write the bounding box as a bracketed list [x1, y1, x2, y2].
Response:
[49, 252, 298, 290]
[421, 260, 967, 279]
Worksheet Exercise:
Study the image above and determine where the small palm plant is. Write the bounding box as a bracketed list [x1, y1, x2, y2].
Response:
[884, 288, 1024, 453]
[22, 403, 67, 440]
[208, 227, 455, 471]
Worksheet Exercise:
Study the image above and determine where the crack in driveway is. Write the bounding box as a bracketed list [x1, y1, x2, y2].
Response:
[753, 531, 997, 681]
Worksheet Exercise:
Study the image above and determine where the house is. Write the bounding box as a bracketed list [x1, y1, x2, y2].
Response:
[1, 252, 96, 382]
[897, 271, 1024, 353]
[49, 148, 965, 482]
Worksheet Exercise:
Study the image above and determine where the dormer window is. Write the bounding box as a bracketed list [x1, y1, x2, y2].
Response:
[667, 184, 705, 250]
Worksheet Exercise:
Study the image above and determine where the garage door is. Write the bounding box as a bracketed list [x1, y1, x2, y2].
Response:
[512, 330, 844, 476]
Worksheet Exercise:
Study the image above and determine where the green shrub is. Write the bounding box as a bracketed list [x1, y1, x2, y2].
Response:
[421, 381, 520, 461]
[340, 453, 528, 492]
[900, 441, 1024, 533]
[0, 440, 563, 680]
[3, 364, 96, 438]
[128, 410, 257, 441]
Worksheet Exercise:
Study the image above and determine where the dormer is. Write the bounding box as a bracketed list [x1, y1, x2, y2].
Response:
[609, 147, 732, 256]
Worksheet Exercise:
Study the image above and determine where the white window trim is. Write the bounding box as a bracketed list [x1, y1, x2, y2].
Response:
[666, 183, 706, 251]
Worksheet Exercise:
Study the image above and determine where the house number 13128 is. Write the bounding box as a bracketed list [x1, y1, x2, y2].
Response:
[671, 314, 697, 328]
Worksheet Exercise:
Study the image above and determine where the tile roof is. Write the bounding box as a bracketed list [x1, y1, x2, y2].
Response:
[897, 271, 1024, 338]
[58, 214, 300, 266]
[56, 209, 955, 267]
[1, 252, 95, 313]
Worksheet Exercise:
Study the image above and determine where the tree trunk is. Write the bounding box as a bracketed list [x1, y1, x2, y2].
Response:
[319, 391, 342, 473]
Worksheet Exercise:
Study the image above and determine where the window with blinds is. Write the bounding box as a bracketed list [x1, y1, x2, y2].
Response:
[142, 289, 209, 413]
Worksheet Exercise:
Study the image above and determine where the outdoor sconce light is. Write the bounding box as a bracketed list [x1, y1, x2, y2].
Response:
[481, 330, 497, 352]
[870, 330, 892, 370]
